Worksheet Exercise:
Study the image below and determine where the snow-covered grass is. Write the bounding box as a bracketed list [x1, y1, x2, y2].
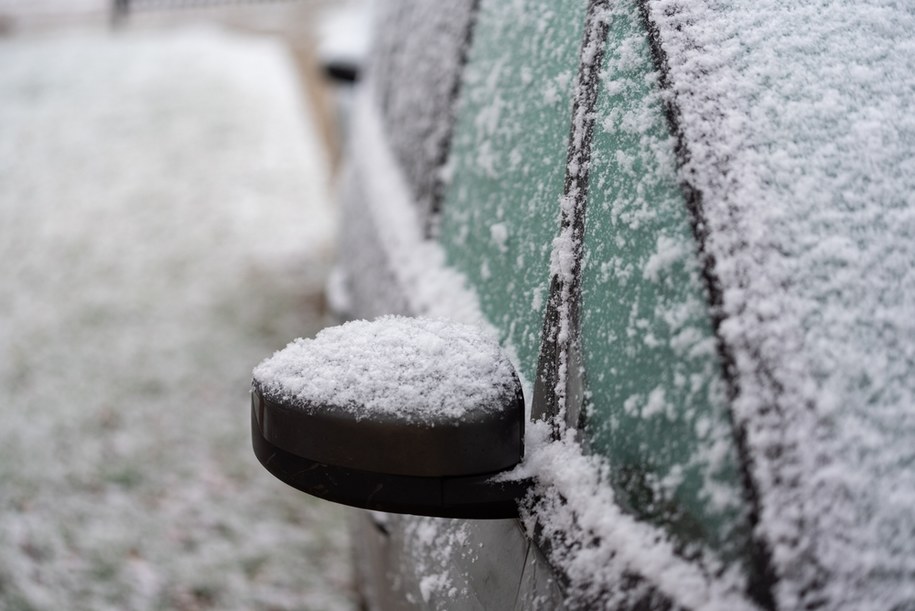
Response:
[0, 27, 352, 610]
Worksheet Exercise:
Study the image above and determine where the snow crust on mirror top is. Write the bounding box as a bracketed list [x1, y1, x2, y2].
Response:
[253, 317, 517, 421]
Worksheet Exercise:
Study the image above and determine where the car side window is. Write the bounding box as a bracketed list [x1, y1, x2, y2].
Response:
[579, 5, 755, 569]
[369, 0, 477, 227]
[438, 0, 589, 382]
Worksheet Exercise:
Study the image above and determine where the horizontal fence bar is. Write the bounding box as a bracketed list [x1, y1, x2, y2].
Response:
[114, 0, 313, 14]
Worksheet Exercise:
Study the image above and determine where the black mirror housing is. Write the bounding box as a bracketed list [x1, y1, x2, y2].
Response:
[250, 317, 530, 519]
[322, 60, 360, 84]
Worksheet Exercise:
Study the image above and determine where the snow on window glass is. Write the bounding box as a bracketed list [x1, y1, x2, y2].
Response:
[502, 3, 760, 607]
[439, 0, 588, 385]
[645, 1, 915, 608]
[580, 0, 755, 587]
[369, 0, 476, 223]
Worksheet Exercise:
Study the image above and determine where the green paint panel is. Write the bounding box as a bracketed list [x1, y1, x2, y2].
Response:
[439, 0, 588, 382]
[580, 4, 752, 565]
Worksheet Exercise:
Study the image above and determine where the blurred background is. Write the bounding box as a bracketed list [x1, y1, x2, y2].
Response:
[0, 1, 367, 608]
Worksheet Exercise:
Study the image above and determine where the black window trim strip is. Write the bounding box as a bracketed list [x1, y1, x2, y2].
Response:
[531, 0, 609, 435]
[635, 2, 777, 608]
[425, 0, 482, 238]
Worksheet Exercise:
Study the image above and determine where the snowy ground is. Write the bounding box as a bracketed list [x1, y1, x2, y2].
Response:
[0, 26, 353, 610]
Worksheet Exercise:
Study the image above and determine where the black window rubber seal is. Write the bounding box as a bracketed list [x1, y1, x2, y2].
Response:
[531, 0, 608, 433]
[425, 0, 482, 238]
[525, 0, 612, 602]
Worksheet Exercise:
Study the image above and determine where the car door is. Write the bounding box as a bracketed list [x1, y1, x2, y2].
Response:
[436, 0, 769, 607]
[340, 0, 769, 608]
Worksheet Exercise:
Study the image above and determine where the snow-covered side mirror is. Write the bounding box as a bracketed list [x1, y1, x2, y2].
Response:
[250, 317, 529, 519]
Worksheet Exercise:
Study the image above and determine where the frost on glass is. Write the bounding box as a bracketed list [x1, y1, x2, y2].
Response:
[369, 0, 476, 222]
[645, 1, 915, 609]
[439, 0, 588, 383]
[579, 1, 753, 575]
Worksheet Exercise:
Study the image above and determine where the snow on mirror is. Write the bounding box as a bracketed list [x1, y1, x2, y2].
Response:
[250, 316, 529, 519]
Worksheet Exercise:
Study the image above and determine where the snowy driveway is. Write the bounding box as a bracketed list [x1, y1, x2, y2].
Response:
[0, 28, 351, 610]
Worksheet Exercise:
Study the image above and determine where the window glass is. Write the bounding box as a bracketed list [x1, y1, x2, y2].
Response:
[370, 0, 477, 222]
[579, 5, 753, 567]
[439, 0, 588, 382]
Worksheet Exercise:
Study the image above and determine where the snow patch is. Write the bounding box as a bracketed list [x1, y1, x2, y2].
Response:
[253, 316, 516, 421]
[0, 27, 349, 609]
[517, 423, 756, 611]
[646, 1, 915, 608]
[489, 221, 509, 253]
